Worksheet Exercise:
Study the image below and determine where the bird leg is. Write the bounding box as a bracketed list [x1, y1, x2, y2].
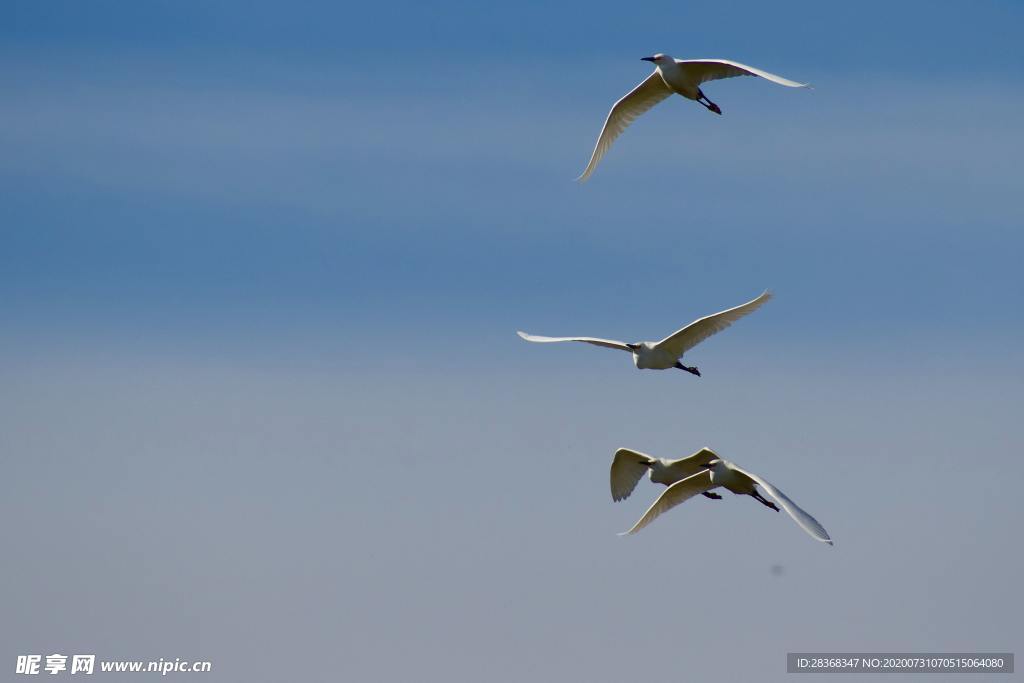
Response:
[697, 89, 722, 115]
[673, 361, 701, 376]
[750, 490, 780, 512]
[701, 491, 723, 500]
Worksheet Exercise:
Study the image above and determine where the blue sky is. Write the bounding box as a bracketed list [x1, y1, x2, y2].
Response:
[2, 2, 1023, 681]
[3, 0, 1023, 351]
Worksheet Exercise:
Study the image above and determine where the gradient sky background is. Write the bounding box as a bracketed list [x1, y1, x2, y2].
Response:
[2, 1, 1023, 681]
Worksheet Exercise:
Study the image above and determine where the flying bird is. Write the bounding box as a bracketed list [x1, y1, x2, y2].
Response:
[517, 290, 771, 377]
[620, 452, 833, 545]
[611, 447, 725, 502]
[578, 54, 808, 181]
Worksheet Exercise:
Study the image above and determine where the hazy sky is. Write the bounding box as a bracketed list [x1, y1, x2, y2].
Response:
[2, 1, 1022, 681]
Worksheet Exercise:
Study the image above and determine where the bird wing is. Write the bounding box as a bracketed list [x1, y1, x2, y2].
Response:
[659, 448, 721, 485]
[654, 291, 772, 358]
[577, 72, 672, 182]
[516, 331, 631, 352]
[731, 465, 833, 545]
[674, 59, 808, 88]
[610, 448, 655, 502]
[620, 470, 715, 535]
[673, 447, 720, 469]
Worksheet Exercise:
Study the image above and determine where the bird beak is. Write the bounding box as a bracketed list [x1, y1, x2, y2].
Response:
[641, 56, 656, 63]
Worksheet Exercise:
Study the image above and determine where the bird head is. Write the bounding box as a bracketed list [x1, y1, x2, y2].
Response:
[641, 54, 671, 65]
[700, 459, 723, 470]
[625, 343, 641, 352]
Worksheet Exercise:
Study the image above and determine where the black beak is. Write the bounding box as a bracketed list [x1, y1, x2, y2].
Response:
[641, 56, 656, 63]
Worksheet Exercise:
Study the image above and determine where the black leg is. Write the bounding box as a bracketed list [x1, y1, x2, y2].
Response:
[697, 89, 722, 115]
[701, 491, 723, 500]
[673, 361, 701, 376]
[751, 491, 780, 512]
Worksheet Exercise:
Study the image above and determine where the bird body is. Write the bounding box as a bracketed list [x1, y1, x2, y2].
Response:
[518, 290, 772, 376]
[708, 458, 759, 495]
[577, 54, 808, 181]
[618, 451, 833, 545]
[650, 58, 701, 100]
[648, 457, 699, 486]
[629, 342, 680, 370]
[610, 447, 719, 501]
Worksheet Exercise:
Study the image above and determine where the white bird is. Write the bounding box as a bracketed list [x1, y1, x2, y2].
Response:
[611, 446, 725, 502]
[578, 54, 808, 181]
[620, 451, 833, 545]
[517, 290, 771, 377]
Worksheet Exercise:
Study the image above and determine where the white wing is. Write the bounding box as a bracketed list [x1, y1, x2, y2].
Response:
[675, 59, 808, 88]
[610, 448, 654, 502]
[659, 447, 720, 481]
[655, 291, 772, 358]
[671, 447, 719, 470]
[620, 470, 715, 535]
[577, 72, 671, 182]
[516, 331, 631, 352]
[732, 465, 833, 545]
